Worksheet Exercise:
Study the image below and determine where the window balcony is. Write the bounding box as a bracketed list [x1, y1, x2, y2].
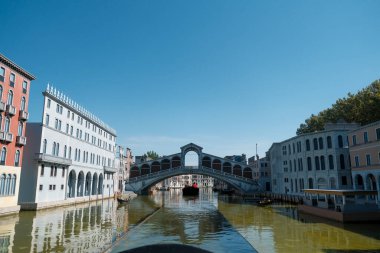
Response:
[6, 104, 16, 116]
[16, 136, 27, 146]
[19, 110, 29, 121]
[36, 153, 72, 166]
[5, 132, 13, 143]
[0, 102, 5, 112]
[104, 165, 117, 173]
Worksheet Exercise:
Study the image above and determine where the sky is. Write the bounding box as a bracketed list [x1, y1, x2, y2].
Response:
[1, 0, 380, 159]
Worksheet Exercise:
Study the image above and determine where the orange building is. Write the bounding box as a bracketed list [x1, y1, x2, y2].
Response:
[0, 54, 35, 215]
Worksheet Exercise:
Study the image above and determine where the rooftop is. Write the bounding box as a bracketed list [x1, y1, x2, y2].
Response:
[0, 53, 36, 80]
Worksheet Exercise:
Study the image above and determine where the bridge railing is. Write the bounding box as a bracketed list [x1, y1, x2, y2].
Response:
[127, 166, 258, 185]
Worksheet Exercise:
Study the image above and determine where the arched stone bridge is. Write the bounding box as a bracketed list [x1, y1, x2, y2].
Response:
[126, 143, 259, 194]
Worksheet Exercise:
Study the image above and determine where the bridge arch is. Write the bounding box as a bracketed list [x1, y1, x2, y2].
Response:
[202, 156, 211, 168]
[151, 161, 160, 173]
[141, 164, 150, 175]
[130, 166, 140, 178]
[212, 159, 221, 170]
[233, 165, 242, 176]
[223, 162, 232, 174]
[161, 159, 170, 170]
[243, 167, 252, 179]
[171, 156, 181, 168]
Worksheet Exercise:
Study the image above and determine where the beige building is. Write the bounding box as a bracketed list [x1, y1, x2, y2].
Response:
[348, 120, 380, 193]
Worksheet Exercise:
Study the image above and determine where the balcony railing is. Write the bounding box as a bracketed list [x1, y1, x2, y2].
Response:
[16, 136, 27, 146]
[19, 110, 29, 121]
[5, 132, 13, 142]
[6, 104, 16, 116]
[0, 102, 5, 112]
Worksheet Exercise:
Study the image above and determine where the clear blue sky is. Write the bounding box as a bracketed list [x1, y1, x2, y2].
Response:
[1, 0, 379, 159]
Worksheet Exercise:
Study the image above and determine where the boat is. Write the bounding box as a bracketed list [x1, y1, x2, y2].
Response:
[257, 198, 272, 206]
[182, 186, 199, 196]
[117, 196, 130, 204]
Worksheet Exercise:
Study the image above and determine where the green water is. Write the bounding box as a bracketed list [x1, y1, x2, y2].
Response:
[1, 189, 380, 252]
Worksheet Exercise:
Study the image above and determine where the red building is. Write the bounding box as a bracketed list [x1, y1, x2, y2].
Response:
[0, 53, 35, 215]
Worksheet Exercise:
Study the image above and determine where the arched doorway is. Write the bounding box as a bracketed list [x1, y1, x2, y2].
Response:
[85, 172, 91, 196]
[367, 174, 377, 190]
[98, 174, 103, 194]
[68, 170, 76, 198]
[355, 174, 364, 190]
[92, 173, 98, 195]
[77, 171, 84, 197]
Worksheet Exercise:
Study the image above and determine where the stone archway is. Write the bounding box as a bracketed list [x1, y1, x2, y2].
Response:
[180, 143, 203, 168]
[68, 170, 76, 198]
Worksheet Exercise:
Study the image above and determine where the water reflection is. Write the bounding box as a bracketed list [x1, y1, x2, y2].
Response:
[2, 190, 380, 253]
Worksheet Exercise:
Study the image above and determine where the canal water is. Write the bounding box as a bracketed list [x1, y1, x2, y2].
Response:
[2, 189, 380, 252]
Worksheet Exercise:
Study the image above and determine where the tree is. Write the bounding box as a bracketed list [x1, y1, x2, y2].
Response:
[296, 80, 380, 135]
[144, 151, 159, 160]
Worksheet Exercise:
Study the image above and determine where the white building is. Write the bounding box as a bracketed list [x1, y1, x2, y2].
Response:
[18, 85, 118, 210]
[268, 122, 359, 197]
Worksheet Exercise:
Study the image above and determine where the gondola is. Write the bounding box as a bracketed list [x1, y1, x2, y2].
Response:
[182, 186, 199, 196]
[257, 198, 272, 206]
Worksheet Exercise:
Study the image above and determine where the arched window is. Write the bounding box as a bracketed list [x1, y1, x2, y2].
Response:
[308, 178, 314, 189]
[7, 90, 13, 105]
[318, 137, 323, 149]
[0, 114, 2, 130]
[5, 174, 11, 195]
[320, 156, 325, 170]
[56, 143, 59, 156]
[315, 156, 320, 170]
[0, 174, 5, 195]
[338, 135, 343, 148]
[14, 150, 20, 166]
[306, 139, 310, 151]
[52, 142, 56, 155]
[4, 117, 10, 132]
[307, 157, 312, 171]
[69, 147, 72, 159]
[0, 85, 3, 101]
[17, 121, 23, 136]
[20, 97, 26, 111]
[327, 136, 332, 148]
[328, 155, 334, 170]
[340, 154, 345, 170]
[64, 145, 67, 158]
[0, 147, 7, 165]
[42, 139, 47, 153]
[10, 174, 16, 195]
[313, 138, 318, 150]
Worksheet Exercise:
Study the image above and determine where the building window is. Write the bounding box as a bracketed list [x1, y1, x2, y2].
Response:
[327, 136, 332, 148]
[0, 85, 3, 101]
[328, 155, 334, 170]
[50, 166, 54, 177]
[42, 139, 47, 153]
[20, 97, 26, 111]
[338, 135, 343, 148]
[14, 150, 20, 166]
[22, 81, 27, 94]
[320, 156, 325, 170]
[10, 73, 15, 87]
[315, 156, 320, 170]
[17, 122, 23, 136]
[49, 185, 52, 190]
[70, 126, 73, 135]
[62, 167, 65, 177]
[64, 145, 67, 158]
[376, 128, 380, 140]
[0, 148, 6, 165]
[47, 99, 51, 108]
[4, 117, 10, 133]
[52, 142, 56, 156]
[307, 157, 312, 171]
[39, 185, 43, 191]
[341, 176, 347, 186]
[318, 137, 323, 149]
[69, 147, 72, 159]
[366, 154, 371, 166]
[364, 132, 368, 143]
[0, 67, 5, 82]
[7, 90, 13, 105]
[340, 154, 345, 169]
[61, 184, 64, 190]
[67, 110, 70, 118]
[41, 165, 44, 176]
[313, 138, 318, 150]
[45, 114, 50, 126]
[354, 156, 359, 167]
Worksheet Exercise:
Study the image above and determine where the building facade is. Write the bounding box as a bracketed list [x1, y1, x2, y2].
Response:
[19, 85, 117, 210]
[348, 121, 380, 194]
[269, 123, 359, 196]
[249, 156, 271, 191]
[0, 54, 35, 215]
